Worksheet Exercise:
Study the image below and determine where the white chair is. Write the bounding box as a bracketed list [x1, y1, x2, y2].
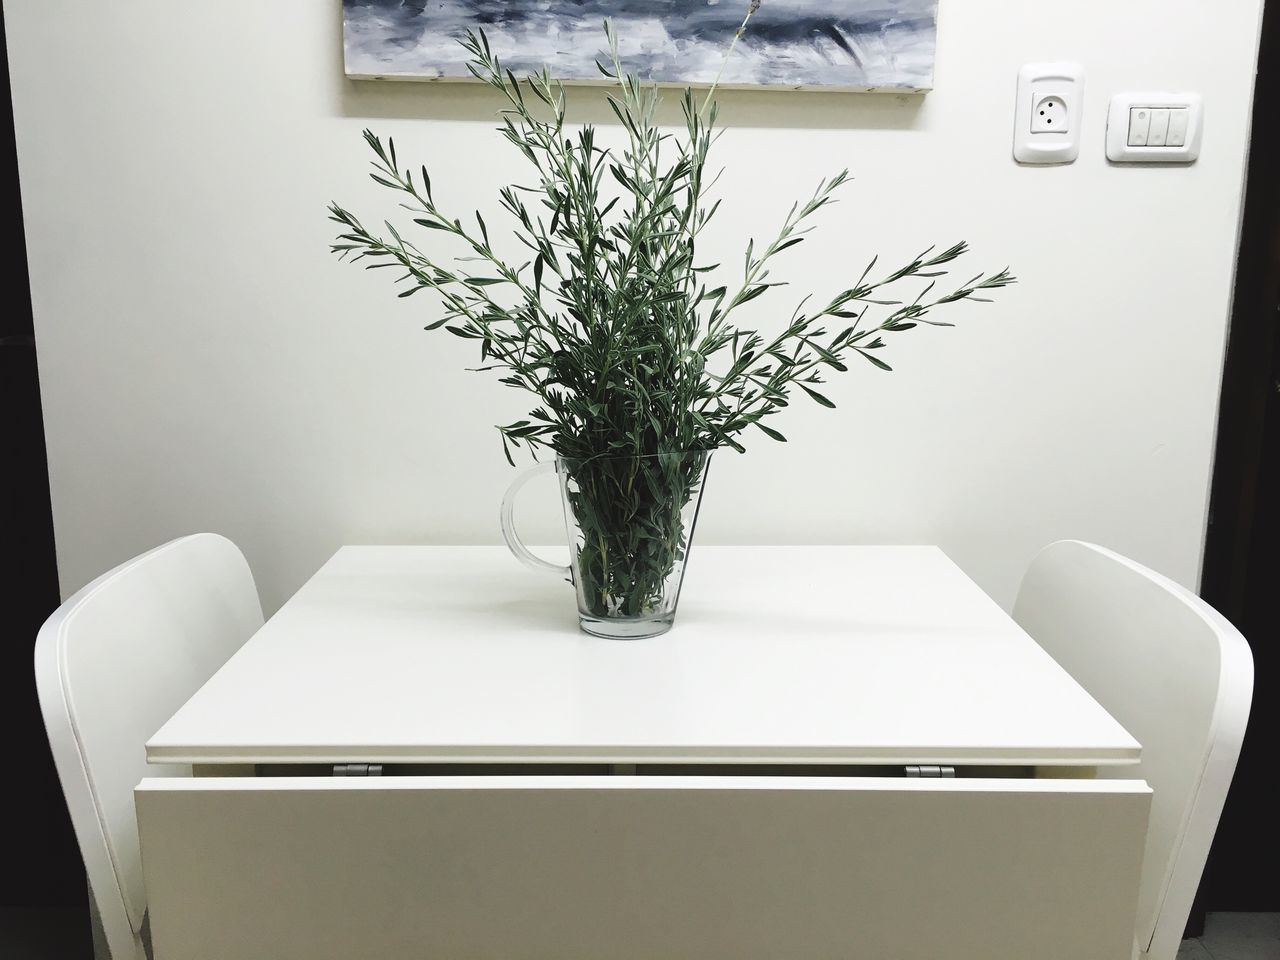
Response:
[35, 534, 264, 960]
[1013, 540, 1253, 960]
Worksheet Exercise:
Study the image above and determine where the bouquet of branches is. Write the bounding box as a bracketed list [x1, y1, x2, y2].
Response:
[329, 13, 1013, 623]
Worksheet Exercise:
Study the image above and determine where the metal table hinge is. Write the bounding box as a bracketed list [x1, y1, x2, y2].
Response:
[904, 765, 955, 778]
[333, 763, 383, 776]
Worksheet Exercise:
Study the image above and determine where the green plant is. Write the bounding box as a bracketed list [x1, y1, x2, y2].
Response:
[329, 14, 1013, 622]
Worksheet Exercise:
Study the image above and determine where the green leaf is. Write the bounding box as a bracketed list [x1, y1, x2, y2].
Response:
[808, 341, 848, 372]
[858, 350, 893, 371]
[799, 384, 836, 408]
[756, 422, 787, 442]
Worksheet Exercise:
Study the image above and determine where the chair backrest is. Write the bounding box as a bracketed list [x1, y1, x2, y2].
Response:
[35, 534, 263, 960]
[1013, 540, 1252, 960]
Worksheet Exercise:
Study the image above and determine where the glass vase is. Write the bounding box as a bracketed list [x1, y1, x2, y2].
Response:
[501, 451, 713, 639]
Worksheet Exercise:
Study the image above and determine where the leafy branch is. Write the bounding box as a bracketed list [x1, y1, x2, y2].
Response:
[330, 22, 1012, 463]
[328, 10, 1014, 622]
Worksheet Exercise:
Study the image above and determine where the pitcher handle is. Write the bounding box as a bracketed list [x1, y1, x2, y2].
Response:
[500, 461, 571, 578]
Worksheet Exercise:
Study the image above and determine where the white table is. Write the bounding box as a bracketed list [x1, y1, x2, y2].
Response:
[137, 546, 1152, 960]
[147, 545, 1139, 767]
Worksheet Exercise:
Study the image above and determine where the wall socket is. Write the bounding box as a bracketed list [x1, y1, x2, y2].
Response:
[1031, 95, 1069, 134]
[1014, 63, 1084, 164]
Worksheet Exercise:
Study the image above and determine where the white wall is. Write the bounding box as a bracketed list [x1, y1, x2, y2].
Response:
[8, 1, 1264, 614]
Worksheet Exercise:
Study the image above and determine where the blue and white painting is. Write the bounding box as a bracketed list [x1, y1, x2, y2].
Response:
[343, 1, 938, 91]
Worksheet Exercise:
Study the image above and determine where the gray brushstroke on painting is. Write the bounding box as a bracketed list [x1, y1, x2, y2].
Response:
[343, 0, 937, 90]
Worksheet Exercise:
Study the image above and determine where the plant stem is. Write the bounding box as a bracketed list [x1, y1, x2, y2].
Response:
[700, 1, 761, 118]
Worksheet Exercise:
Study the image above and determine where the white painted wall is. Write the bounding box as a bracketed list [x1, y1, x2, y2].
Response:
[8, 1, 1263, 614]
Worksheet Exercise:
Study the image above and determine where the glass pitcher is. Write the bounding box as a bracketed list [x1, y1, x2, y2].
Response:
[501, 451, 713, 639]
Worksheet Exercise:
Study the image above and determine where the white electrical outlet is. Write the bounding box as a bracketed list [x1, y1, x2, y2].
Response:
[1014, 63, 1084, 164]
[1031, 95, 1069, 134]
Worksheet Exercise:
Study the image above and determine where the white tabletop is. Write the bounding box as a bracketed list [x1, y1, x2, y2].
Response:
[146, 546, 1140, 767]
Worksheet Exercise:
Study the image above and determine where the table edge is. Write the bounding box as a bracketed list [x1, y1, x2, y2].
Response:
[147, 743, 1142, 766]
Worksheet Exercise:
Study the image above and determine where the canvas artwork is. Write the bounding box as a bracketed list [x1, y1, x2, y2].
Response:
[342, 1, 938, 91]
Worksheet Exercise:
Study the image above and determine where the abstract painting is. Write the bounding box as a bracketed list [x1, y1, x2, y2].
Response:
[343, 1, 938, 91]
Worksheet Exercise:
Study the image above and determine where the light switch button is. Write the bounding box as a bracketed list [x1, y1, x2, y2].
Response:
[1148, 108, 1171, 146]
[1128, 108, 1151, 146]
[1108, 92, 1202, 162]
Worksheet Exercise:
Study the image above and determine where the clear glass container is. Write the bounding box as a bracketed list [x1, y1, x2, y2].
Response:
[501, 451, 713, 639]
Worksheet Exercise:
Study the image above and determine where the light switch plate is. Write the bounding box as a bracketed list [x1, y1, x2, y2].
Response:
[1106, 93, 1203, 162]
[1013, 63, 1084, 165]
